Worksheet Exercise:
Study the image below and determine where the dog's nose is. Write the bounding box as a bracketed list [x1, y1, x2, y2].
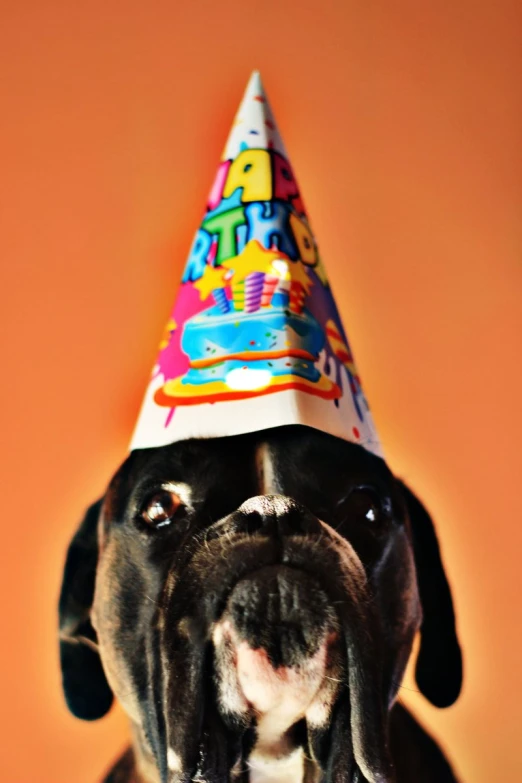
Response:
[238, 495, 321, 536]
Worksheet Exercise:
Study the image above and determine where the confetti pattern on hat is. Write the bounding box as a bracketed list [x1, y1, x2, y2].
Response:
[130, 71, 382, 457]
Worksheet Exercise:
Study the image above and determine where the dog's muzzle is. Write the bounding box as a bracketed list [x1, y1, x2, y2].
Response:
[215, 495, 339, 666]
[161, 494, 394, 783]
[210, 496, 344, 776]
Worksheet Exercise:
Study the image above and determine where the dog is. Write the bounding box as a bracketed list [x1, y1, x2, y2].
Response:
[59, 424, 462, 782]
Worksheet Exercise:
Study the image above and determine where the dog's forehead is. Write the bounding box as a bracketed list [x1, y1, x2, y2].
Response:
[261, 426, 393, 499]
[262, 425, 389, 475]
[110, 425, 392, 508]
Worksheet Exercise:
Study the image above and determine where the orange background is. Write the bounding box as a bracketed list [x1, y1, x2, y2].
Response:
[1, 1, 521, 781]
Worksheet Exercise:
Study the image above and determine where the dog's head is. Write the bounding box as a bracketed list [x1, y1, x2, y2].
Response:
[59, 425, 462, 782]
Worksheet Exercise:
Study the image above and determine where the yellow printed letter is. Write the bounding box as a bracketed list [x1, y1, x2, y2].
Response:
[223, 149, 272, 203]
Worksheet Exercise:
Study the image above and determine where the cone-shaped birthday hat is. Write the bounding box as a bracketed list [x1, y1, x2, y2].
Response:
[131, 72, 382, 457]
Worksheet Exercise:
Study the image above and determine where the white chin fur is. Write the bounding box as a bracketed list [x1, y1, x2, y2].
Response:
[248, 746, 306, 783]
[213, 619, 342, 782]
[236, 641, 328, 741]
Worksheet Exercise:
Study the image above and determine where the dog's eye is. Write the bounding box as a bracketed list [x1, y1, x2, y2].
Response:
[337, 488, 382, 525]
[141, 491, 182, 528]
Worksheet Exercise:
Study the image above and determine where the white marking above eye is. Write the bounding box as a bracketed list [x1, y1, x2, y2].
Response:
[160, 482, 193, 509]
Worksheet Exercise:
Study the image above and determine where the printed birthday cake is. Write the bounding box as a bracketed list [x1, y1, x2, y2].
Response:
[154, 241, 340, 405]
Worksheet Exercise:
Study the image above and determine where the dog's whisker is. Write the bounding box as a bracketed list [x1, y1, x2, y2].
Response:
[392, 682, 422, 694]
[60, 632, 100, 654]
[203, 530, 212, 553]
[113, 686, 140, 702]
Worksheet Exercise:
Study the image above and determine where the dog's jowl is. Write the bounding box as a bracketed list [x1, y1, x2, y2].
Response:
[59, 425, 462, 783]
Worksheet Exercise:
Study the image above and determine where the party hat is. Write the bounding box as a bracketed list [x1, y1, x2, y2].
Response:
[130, 72, 382, 457]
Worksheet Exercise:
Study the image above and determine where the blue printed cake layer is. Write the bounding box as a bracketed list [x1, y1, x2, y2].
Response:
[181, 299, 325, 363]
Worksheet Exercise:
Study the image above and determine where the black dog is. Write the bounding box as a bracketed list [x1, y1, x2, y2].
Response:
[59, 424, 462, 782]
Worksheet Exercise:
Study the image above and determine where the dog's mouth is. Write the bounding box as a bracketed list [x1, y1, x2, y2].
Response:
[212, 565, 344, 770]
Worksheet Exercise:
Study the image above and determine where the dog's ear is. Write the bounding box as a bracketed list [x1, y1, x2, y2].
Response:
[58, 498, 113, 720]
[398, 480, 462, 707]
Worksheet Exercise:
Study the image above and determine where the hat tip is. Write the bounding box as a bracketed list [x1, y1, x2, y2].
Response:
[247, 69, 264, 90]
